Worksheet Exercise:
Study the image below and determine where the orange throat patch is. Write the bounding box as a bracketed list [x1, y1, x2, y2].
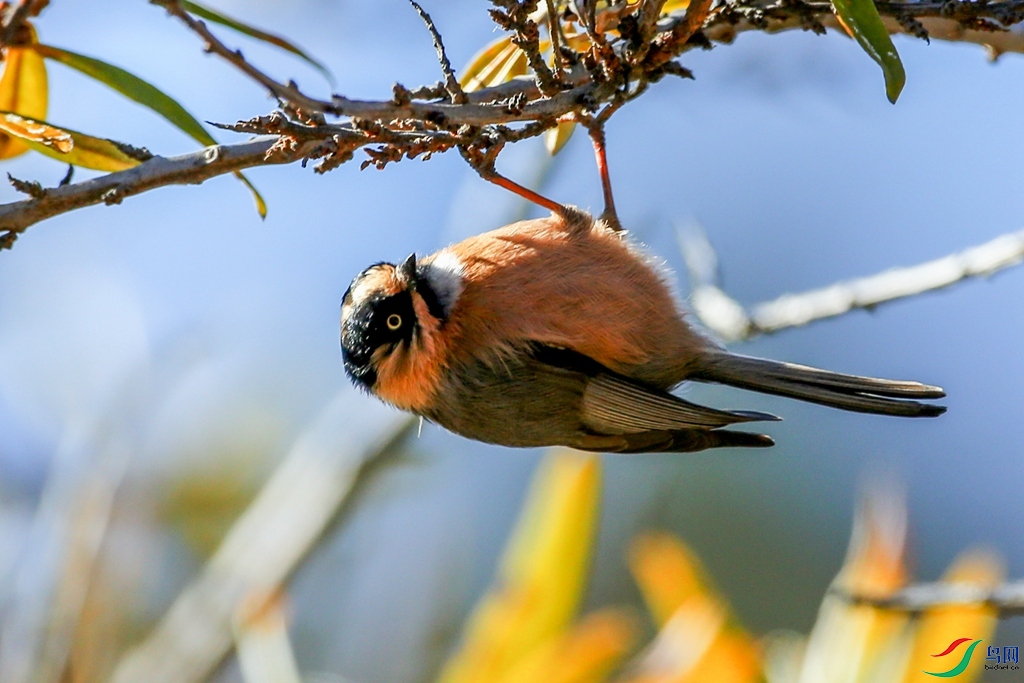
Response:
[371, 291, 450, 413]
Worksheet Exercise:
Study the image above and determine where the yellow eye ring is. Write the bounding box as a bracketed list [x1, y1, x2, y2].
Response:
[386, 314, 402, 331]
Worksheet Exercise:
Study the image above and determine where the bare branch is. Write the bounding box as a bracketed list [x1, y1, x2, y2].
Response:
[544, 0, 565, 76]
[0, 137, 314, 248]
[680, 222, 1024, 342]
[0, 109, 563, 246]
[833, 580, 1024, 615]
[0, 0, 39, 49]
[408, 0, 467, 104]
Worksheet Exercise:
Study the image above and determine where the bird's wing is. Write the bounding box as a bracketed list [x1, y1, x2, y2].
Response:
[582, 372, 778, 432]
[529, 344, 779, 434]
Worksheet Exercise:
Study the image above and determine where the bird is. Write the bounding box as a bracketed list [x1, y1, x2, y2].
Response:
[340, 207, 945, 454]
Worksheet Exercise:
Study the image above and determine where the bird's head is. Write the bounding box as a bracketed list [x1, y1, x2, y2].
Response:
[340, 252, 463, 410]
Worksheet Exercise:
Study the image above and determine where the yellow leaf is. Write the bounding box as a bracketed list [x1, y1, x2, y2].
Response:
[902, 550, 1004, 683]
[627, 534, 761, 683]
[0, 112, 140, 172]
[544, 121, 577, 156]
[501, 609, 636, 683]
[629, 594, 726, 682]
[461, 36, 522, 92]
[488, 46, 528, 88]
[0, 27, 48, 159]
[676, 629, 761, 683]
[629, 532, 706, 627]
[0, 112, 69, 152]
[438, 450, 602, 683]
[661, 0, 691, 13]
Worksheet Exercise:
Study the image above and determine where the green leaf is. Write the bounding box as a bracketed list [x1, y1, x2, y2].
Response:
[235, 172, 267, 219]
[180, 0, 333, 86]
[33, 44, 266, 216]
[33, 44, 214, 145]
[830, 0, 906, 103]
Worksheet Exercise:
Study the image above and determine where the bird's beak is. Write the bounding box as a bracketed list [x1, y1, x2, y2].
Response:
[398, 253, 418, 286]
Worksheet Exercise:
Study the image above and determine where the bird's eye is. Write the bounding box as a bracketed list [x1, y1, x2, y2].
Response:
[386, 314, 402, 331]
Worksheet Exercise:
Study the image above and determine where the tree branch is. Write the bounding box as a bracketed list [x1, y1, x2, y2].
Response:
[1, 0, 1022, 248]
[680, 222, 1024, 342]
[0, 0, 43, 49]
[159, 0, 1024, 127]
[697, 0, 1024, 59]
[0, 137, 314, 248]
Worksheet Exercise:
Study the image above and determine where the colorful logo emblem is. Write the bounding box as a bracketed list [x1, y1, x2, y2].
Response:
[923, 638, 983, 677]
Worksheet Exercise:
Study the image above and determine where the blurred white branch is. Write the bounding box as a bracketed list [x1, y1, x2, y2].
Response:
[233, 590, 303, 683]
[679, 222, 1024, 343]
[109, 394, 413, 683]
[835, 580, 1024, 615]
[0, 421, 131, 683]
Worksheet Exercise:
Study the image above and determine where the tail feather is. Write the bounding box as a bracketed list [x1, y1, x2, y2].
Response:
[578, 427, 775, 454]
[690, 351, 946, 418]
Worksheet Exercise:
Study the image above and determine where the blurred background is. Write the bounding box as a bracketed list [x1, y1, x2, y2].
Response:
[0, 1, 1023, 681]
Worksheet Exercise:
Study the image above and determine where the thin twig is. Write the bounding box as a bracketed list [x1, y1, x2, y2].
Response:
[833, 580, 1024, 615]
[544, 0, 564, 76]
[153, 0, 327, 113]
[679, 222, 1024, 342]
[408, 0, 467, 104]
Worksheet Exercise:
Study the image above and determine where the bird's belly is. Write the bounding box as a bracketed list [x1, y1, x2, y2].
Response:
[423, 353, 590, 449]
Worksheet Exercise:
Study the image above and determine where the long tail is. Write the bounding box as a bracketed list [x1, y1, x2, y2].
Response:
[689, 350, 946, 417]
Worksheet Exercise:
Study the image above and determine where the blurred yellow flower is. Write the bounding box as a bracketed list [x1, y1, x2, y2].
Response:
[626, 532, 761, 683]
[437, 450, 634, 683]
[434, 454, 1008, 683]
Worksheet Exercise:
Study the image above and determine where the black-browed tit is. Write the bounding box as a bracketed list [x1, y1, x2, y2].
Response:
[340, 208, 945, 454]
